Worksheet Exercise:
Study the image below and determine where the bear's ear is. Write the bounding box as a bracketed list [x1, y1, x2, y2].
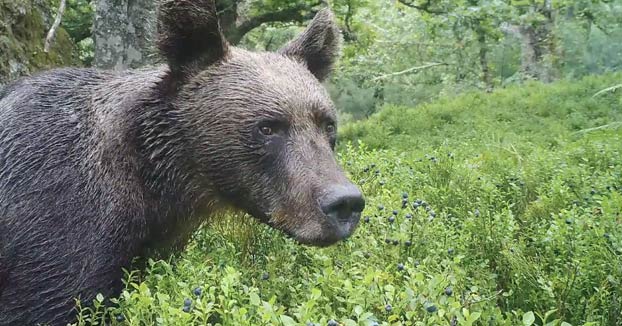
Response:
[157, 0, 229, 79]
[278, 9, 342, 82]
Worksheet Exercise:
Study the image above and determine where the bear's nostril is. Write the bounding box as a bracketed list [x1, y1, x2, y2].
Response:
[320, 185, 366, 221]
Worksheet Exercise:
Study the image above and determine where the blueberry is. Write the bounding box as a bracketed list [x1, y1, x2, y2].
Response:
[402, 199, 408, 208]
[392, 210, 398, 215]
[402, 192, 409, 198]
[412, 202, 420, 209]
[261, 272, 270, 280]
[421, 201, 428, 207]
[364, 216, 370, 223]
[385, 304, 392, 312]
[604, 233, 611, 239]
[371, 323, 379, 326]
[183, 298, 192, 307]
[444, 287, 453, 296]
[405, 213, 412, 219]
[474, 209, 480, 217]
[404, 240, 412, 247]
[426, 305, 438, 313]
[385, 238, 391, 244]
[392, 240, 399, 246]
[388, 216, 395, 223]
[379, 180, 386, 186]
[565, 219, 572, 225]
[193, 287, 202, 297]
[364, 252, 371, 259]
[375, 169, 381, 175]
[429, 211, 436, 218]
[378, 204, 385, 211]
[397, 263, 404, 271]
[415, 199, 423, 205]
[115, 314, 125, 322]
[447, 248, 454, 255]
[327, 320, 338, 326]
[363, 167, 370, 173]
[307, 323, 315, 326]
[591, 189, 597, 195]
[370, 163, 376, 168]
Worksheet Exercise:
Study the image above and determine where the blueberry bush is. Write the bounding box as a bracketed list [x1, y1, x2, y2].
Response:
[74, 74, 622, 326]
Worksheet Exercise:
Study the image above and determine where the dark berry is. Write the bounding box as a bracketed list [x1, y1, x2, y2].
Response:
[193, 287, 202, 297]
[604, 233, 611, 239]
[385, 238, 391, 244]
[402, 199, 408, 208]
[115, 314, 125, 322]
[306, 323, 315, 326]
[392, 240, 399, 246]
[474, 209, 480, 217]
[405, 240, 412, 246]
[379, 180, 386, 186]
[429, 211, 436, 218]
[378, 204, 385, 211]
[363, 167, 370, 172]
[364, 216, 370, 223]
[370, 163, 376, 168]
[447, 248, 454, 255]
[392, 210, 398, 215]
[327, 320, 338, 326]
[402, 192, 409, 199]
[412, 202, 420, 209]
[397, 263, 404, 271]
[426, 305, 438, 313]
[388, 216, 395, 223]
[261, 272, 270, 280]
[565, 219, 572, 225]
[385, 304, 392, 312]
[182, 305, 191, 313]
[183, 298, 192, 307]
[364, 252, 371, 259]
[444, 287, 453, 296]
[591, 189, 597, 195]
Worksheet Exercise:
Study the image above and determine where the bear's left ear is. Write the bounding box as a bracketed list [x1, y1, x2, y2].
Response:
[278, 9, 342, 82]
[157, 0, 229, 81]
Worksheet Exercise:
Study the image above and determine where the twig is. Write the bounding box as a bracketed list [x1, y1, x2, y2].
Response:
[44, 0, 67, 53]
[371, 62, 447, 81]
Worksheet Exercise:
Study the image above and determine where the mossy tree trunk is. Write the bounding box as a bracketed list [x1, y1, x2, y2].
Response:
[0, 0, 78, 85]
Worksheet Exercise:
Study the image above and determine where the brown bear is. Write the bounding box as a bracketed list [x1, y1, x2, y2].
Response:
[0, 1, 365, 325]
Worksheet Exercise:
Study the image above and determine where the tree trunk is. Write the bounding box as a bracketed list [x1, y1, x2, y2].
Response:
[474, 22, 493, 91]
[93, 0, 156, 70]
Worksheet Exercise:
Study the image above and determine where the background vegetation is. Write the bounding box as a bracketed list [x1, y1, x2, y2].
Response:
[1, 0, 621, 325]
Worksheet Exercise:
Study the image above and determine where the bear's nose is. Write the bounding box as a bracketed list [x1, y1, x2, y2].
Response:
[320, 184, 366, 223]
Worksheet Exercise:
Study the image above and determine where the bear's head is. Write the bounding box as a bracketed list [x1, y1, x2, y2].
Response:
[157, 0, 364, 246]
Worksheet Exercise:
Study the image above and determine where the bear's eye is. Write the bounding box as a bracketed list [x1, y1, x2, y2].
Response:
[325, 123, 336, 134]
[260, 126, 274, 136]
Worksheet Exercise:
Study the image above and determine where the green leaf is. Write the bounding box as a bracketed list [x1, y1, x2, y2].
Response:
[523, 312, 535, 326]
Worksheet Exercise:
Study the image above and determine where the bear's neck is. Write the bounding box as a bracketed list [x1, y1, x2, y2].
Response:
[133, 95, 217, 252]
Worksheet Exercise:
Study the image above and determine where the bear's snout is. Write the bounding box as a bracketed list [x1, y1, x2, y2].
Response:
[318, 184, 365, 239]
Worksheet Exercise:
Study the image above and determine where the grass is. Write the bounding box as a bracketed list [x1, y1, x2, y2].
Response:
[75, 74, 622, 326]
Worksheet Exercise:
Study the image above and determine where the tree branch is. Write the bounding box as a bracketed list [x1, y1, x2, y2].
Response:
[397, 0, 446, 14]
[44, 0, 67, 53]
[371, 62, 447, 81]
[232, 2, 322, 43]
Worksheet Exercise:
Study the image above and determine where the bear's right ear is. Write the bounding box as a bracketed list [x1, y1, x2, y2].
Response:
[157, 0, 229, 80]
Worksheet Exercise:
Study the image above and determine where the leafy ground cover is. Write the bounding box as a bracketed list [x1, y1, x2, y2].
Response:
[76, 74, 622, 326]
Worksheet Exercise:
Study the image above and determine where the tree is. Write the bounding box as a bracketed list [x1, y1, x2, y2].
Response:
[93, 0, 334, 70]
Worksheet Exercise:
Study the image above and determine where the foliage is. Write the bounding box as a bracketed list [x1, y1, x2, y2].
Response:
[0, 0, 79, 84]
[73, 74, 622, 326]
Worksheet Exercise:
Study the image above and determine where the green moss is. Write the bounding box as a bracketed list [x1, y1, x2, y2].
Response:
[0, 0, 79, 84]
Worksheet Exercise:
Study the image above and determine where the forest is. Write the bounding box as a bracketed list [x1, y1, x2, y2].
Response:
[1, 0, 622, 325]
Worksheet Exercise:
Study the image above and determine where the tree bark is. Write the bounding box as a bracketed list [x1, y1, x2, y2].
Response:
[93, 0, 156, 70]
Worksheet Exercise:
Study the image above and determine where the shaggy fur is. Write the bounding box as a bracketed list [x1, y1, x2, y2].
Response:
[0, 1, 363, 325]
